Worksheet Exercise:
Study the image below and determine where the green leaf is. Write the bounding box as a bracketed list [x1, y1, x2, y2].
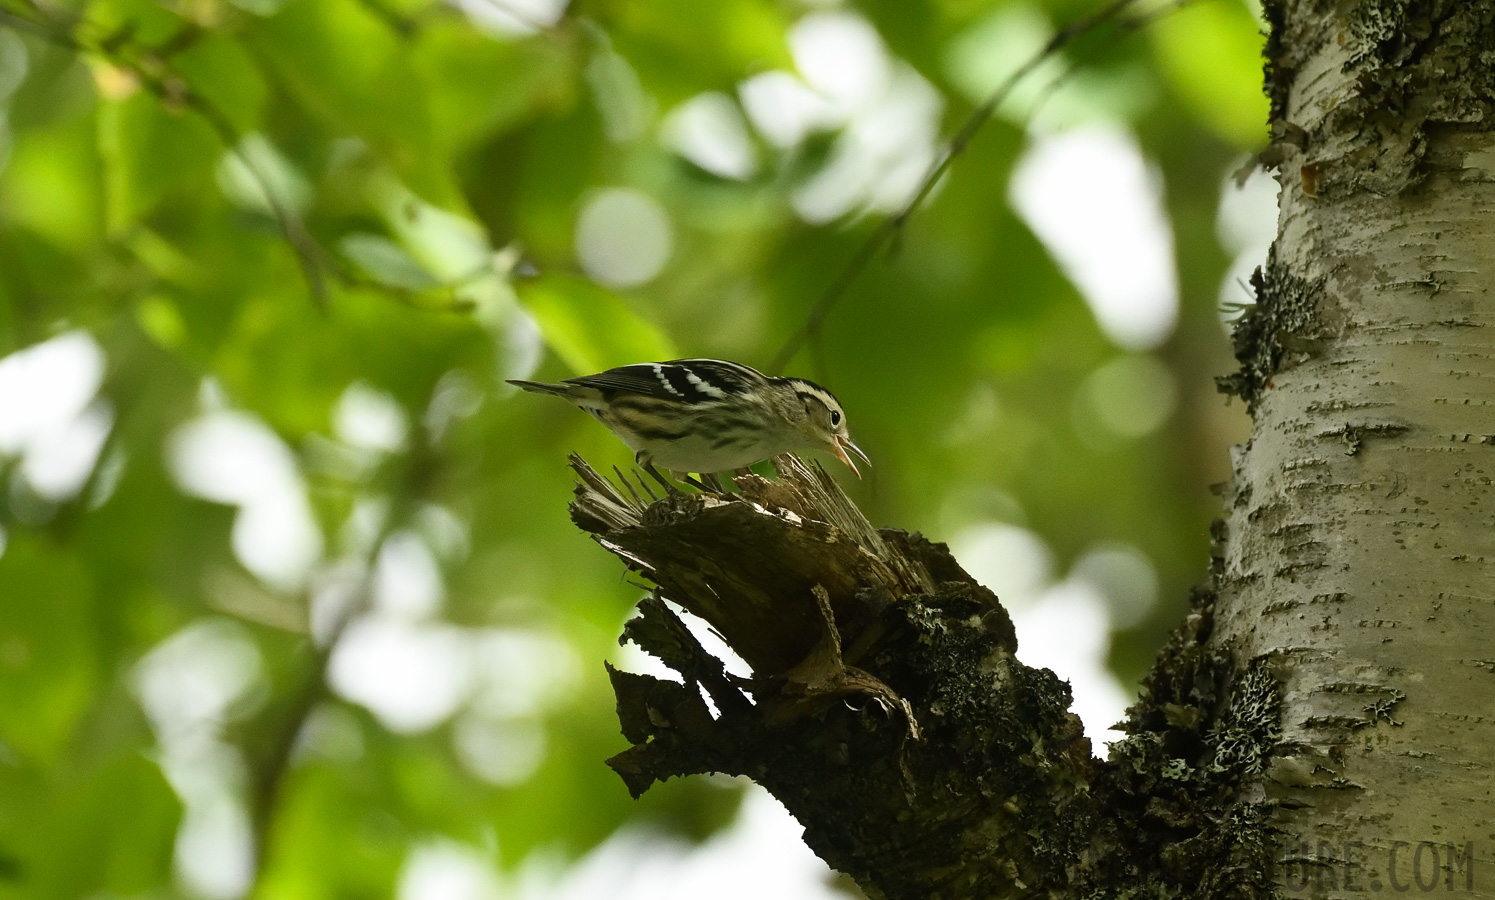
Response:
[244, 0, 457, 204]
[134, 294, 189, 348]
[410, 23, 576, 154]
[604, 0, 793, 104]
[254, 742, 412, 899]
[0, 536, 96, 763]
[172, 35, 269, 135]
[215, 133, 313, 216]
[340, 233, 439, 290]
[85, 0, 189, 48]
[518, 274, 677, 374]
[96, 91, 221, 234]
[0, 752, 181, 898]
[0, 115, 103, 251]
[371, 177, 491, 281]
[1148, 0, 1268, 148]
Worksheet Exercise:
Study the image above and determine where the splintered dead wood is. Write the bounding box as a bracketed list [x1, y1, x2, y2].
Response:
[570, 453, 979, 761]
[568, 454, 1096, 899]
[571, 453, 967, 675]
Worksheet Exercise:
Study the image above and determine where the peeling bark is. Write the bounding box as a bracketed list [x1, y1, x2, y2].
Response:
[573, 455, 1089, 899]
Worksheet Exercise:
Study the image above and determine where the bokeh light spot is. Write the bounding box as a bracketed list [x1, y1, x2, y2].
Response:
[575, 188, 674, 288]
[1011, 125, 1179, 350]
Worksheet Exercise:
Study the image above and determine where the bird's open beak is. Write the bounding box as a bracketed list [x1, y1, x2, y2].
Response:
[830, 436, 870, 478]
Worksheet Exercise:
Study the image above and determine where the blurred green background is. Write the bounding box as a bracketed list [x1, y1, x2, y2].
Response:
[0, 0, 1270, 896]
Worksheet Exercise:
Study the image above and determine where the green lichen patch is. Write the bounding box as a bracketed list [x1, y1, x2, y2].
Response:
[1082, 589, 1284, 899]
[1329, 0, 1495, 195]
[1217, 251, 1331, 412]
[1209, 659, 1284, 776]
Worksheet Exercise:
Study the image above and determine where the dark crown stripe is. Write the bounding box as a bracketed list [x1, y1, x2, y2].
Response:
[794, 390, 828, 410]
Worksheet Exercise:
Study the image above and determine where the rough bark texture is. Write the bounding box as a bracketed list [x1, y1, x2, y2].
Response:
[1217, 0, 1495, 894]
[573, 455, 1092, 899]
[572, 456, 1285, 899]
[570, 5, 1495, 896]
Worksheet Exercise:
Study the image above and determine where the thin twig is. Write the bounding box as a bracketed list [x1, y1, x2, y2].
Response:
[769, 0, 1170, 374]
[247, 434, 445, 887]
[636, 470, 660, 503]
[356, 0, 422, 37]
[0, 4, 78, 45]
[179, 91, 332, 304]
[612, 465, 645, 507]
[246, 588, 361, 870]
[0, 2, 513, 309]
[0, 2, 335, 303]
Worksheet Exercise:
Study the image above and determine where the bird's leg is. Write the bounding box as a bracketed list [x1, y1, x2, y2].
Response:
[702, 472, 726, 493]
[638, 455, 682, 496]
[676, 471, 712, 492]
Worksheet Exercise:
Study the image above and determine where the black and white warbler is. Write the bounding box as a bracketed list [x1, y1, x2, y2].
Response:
[507, 359, 869, 481]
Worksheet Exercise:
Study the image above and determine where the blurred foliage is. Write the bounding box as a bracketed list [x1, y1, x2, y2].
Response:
[0, 0, 1265, 896]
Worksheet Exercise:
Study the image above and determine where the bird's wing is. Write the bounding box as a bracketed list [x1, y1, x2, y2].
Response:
[564, 360, 763, 403]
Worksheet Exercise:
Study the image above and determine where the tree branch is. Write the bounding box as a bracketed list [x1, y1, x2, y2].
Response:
[571, 454, 1093, 899]
[571, 454, 1286, 899]
[767, 0, 1200, 375]
[0, 3, 493, 311]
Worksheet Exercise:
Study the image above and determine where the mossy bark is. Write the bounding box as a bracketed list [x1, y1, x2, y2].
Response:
[573, 6, 1495, 896]
[572, 457, 1284, 899]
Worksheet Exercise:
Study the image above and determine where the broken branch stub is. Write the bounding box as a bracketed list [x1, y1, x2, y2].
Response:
[572, 453, 961, 675]
[569, 454, 1096, 900]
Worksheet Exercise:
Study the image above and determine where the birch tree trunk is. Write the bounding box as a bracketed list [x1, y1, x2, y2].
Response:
[575, 3, 1495, 897]
[1212, 0, 1495, 893]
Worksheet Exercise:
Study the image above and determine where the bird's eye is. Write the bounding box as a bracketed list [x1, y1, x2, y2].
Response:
[830, 410, 842, 426]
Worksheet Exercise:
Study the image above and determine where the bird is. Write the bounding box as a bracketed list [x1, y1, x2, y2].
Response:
[507, 358, 868, 490]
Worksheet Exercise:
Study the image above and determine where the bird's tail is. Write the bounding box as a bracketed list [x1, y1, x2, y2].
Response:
[505, 379, 576, 397]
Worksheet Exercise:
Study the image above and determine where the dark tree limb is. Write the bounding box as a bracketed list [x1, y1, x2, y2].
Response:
[572, 455, 1091, 898]
[569, 454, 1285, 900]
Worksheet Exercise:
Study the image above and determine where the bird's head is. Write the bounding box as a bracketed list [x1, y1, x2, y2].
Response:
[782, 378, 870, 476]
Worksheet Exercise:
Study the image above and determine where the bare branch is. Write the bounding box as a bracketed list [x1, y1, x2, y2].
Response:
[768, 0, 1195, 374]
[568, 454, 1108, 898]
[572, 452, 1285, 898]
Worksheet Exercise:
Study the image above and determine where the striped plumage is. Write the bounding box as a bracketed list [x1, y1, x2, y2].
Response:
[507, 359, 868, 477]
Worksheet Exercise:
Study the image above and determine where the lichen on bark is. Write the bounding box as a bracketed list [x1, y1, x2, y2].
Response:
[1217, 248, 1332, 412]
[1084, 587, 1283, 899]
[1260, 0, 1495, 197]
[570, 455, 1284, 900]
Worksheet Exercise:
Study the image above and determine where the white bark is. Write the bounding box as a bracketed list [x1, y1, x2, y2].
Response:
[1216, 1, 1495, 893]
